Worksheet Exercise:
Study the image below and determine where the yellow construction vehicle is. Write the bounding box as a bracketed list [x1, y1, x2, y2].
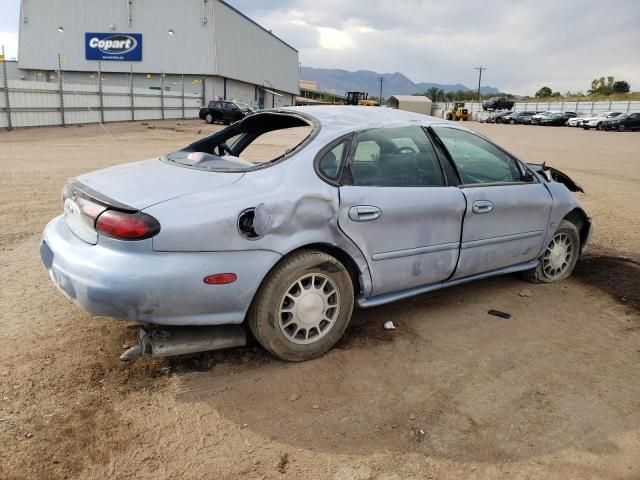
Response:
[346, 91, 380, 107]
[445, 102, 469, 121]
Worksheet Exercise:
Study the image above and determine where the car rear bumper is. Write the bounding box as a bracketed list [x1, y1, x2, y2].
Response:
[41, 216, 281, 326]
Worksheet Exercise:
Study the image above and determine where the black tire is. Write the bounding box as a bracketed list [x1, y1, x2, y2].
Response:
[510, 119, 515, 125]
[522, 220, 580, 284]
[248, 249, 354, 361]
[618, 124, 626, 132]
[583, 126, 590, 130]
[596, 122, 603, 130]
[205, 113, 214, 124]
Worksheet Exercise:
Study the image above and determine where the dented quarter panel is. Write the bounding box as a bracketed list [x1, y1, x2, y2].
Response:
[145, 132, 374, 296]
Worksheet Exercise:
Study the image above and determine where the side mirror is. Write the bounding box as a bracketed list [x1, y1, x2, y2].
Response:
[522, 170, 535, 182]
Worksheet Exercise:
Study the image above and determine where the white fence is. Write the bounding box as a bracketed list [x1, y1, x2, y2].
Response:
[0, 79, 203, 129]
[432, 100, 640, 118]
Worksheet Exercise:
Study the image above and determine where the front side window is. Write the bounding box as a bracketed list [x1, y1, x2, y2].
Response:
[349, 126, 445, 187]
[433, 127, 523, 185]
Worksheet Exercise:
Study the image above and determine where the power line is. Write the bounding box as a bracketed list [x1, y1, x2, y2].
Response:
[474, 65, 487, 102]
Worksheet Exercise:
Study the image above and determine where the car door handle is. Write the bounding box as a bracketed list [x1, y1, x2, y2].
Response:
[472, 200, 494, 214]
[348, 205, 382, 222]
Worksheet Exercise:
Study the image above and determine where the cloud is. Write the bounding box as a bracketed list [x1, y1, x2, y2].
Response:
[226, 0, 640, 95]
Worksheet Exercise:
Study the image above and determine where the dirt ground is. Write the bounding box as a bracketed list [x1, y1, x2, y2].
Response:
[0, 118, 639, 480]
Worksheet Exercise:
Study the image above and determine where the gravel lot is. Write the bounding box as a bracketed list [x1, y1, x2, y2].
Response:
[1, 118, 639, 480]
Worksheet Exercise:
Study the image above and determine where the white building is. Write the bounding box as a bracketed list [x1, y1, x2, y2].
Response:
[16, 0, 299, 108]
[386, 95, 433, 115]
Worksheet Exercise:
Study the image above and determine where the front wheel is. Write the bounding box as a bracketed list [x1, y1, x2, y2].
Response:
[205, 113, 214, 124]
[248, 250, 354, 361]
[510, 119, 515, 125]
[618, 124, 626, 132]
[522, 220, 580, 283]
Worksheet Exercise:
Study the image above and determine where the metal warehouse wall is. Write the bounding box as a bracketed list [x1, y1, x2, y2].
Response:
[213, 1, 299, 94]
[17, 0, 299, 94]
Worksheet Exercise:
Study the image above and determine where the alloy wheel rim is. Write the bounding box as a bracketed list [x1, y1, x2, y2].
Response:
[542, 232, 574, 280]
[278, 273, 340, 345]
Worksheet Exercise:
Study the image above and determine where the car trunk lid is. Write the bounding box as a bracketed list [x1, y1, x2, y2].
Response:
[64, 158, 244, 244]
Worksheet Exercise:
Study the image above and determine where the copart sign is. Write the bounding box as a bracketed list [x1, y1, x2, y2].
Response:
[85, 33, 142, 61]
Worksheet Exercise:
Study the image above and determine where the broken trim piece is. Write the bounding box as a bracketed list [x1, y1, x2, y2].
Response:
[527, 163, 584, 193]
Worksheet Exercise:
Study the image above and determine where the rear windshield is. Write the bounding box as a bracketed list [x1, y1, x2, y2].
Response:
[166, 112, 315, 172]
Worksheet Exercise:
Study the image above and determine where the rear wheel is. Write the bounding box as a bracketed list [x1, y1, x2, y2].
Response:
[522, 220, 580, 283]
[248, 250, 354, 361]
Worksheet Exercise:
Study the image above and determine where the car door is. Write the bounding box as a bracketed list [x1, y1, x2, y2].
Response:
[629, 113, 640, 130]
[336, 126, 466, 295]
[431, 126, 553, 279]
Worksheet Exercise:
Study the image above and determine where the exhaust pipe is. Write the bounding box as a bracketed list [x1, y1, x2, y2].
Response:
[120, 325, 247, 361]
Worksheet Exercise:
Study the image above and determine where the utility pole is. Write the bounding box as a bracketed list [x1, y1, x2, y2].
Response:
[474, 65, 487, 103]
[379, 76, 383, 106]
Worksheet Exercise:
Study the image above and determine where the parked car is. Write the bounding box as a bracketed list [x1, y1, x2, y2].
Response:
[482, 97, 515, 111]
[530, 111, 560, 125]
[581, 111, 623, 130]
[40, 107, 591, 362]
[487, 110, 513, 123]
[199, 100, 253, 124]
[567, 115, 591, 127]
[600, 112, 640, 131]
[476, 111, 493, 123]
[539, 112, 577, 126]
[502, 111, 537, 124]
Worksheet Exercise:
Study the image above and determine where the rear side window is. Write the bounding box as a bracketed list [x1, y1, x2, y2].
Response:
[317, 142, 347, 181]
[433, 127, 523, 185]
[349, 126, 445, 187]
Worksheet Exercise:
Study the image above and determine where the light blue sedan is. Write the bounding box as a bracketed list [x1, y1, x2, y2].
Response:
[41, 106, 592, 361]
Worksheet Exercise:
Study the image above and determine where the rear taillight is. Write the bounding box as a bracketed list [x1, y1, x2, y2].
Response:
[95, 210, 160, 240]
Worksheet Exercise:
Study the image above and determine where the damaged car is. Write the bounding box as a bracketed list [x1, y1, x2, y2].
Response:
[40, 106, 592, 362]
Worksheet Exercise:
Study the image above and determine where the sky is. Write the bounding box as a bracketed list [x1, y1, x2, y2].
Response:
[1, 0, 639, 95]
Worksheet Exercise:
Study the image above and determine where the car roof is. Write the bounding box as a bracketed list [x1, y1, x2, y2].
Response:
[276, 106, 448, 133]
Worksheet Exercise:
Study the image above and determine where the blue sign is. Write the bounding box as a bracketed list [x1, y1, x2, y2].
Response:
[85, 32, 142, 61]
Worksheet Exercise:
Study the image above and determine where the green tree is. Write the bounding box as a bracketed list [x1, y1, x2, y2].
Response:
[424, 87, 444, 101]
[589, 76, 615, 95]
[613, 80, 630, 93]
[535, 86, 553, 98]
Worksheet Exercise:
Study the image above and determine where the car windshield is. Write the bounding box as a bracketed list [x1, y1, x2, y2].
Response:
[166, 112, 315, 171]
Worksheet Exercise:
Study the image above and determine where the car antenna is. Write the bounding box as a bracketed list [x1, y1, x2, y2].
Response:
[58, 70, 128, 162]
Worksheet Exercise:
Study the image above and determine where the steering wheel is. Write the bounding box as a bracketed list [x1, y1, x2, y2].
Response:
[216, 142, 233, 156]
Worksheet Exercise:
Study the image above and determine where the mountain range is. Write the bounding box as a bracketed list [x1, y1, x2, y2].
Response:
[300, 66, 501, 97]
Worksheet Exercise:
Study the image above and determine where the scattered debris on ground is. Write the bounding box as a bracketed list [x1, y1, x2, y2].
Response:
[276, 453, 289, 474]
